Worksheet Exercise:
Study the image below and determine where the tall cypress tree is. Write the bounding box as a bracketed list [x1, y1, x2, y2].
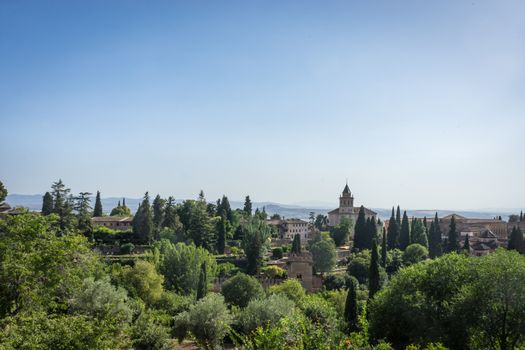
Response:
[217, 215, 227, 254]
[446, 215, 459, 253]
[369, 239, 380, 299]
[93, 191, 103, 217]
[243, 195, 252, 216]
[344, 276, 359, 332]
[366, 216, 378, 250]
[396, 205, 401, 225]
[411, 218, 428, 248]
[353, 206, 367, 250]
[163, 196, 180, 230]
[41, 192, 53, 215]
[291, 234, 302, 254]
[508, 226, 524, 253]
[152, 194, 166, 233]
[428, 213, 443, 258]
[381, 228, 387, 268]
[133, 192, 154, 244]
[387, 207, 399, 250]
[463, 234, 470, 253]
[399, 211, 411, 250]
[520, 211, 523, 221]
[196, 262, 207, 300]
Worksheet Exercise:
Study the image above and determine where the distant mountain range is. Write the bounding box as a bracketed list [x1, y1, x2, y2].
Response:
[5, 194, 519, 221]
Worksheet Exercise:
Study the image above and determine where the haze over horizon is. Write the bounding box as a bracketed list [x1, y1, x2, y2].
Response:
[1, 1, 524, 210]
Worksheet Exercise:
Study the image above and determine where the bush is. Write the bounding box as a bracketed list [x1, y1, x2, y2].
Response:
[299, 294, 340, 334]
[261, 265, 287, 279]
[153, 291, 193, 315]
[272, 247, 284, 259]
[403, 244, 429, 265]
[217, 262, 239, 278]
[174, 293, 232, 349]
[268, 279, 306, 304]
[113, 260, 164, 306]
[238, 294, 296, 334]
[221, 273, 264, 308]
[120, 242, 135, 254]
[323, 274, 347, 290]
[131, 310, 172, 350]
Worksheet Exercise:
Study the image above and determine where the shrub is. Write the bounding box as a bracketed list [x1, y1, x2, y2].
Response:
[237, 294, 296, 334]
[403, 244, 429, 266]
[272, 247, 284, 259]
[323, 274, 347, 290]
[217, 262, 239, 278]
[131, 310, 172, 350]
[221, 273, 264, 308]
[174, 293, 232, 349]
[120, 242, 135, 254]
[268, 279, 306, 304]
[261, 265, 287, 279]
[114, 260, 164, 306]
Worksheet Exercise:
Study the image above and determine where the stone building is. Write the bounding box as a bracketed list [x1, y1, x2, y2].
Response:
[327, 183, 376, 227]
[439, 214, 508, 240]
[267, 218, 310, 240]
[91, 216, 133, 230]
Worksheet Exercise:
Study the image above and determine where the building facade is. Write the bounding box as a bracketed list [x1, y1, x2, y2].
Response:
[327, 183, 377, 227]
[91, 216, 133, 230]
[267, 218, 310, 240]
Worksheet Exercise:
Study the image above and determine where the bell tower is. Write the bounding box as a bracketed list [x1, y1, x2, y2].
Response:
[339, 182, 354, 213]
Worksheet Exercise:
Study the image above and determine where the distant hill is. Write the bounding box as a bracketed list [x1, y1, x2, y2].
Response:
[5, 194, 518, 222]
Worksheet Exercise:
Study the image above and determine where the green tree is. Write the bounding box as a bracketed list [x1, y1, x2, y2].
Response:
[162, 196, 181, 231]
[243, 195, 252, 216]
[196, 261, 207, 300]
[152, 194, 166, 234]
[446, 215, 459, 253]
[221, 273, 264, 307]
[133, 192, 154, 244]
[381, 228, 387, 268]
[428, 213, 443, 258]
[157, 241, 216, 295]
[175, 293, 232, 349]
[41, 191, 53, 215]
[113, 260, 164, 306]
[237, 294, 296, 334]
[314, 214, 328, 231]
[399, 211, 411, 250]
[216, 214, 228, 254]
[73, 191, 92, 233]
[242, 218, 271, 275]
[463, 234, 470, 253]
[387, 207, 399, 250]
[217, 195, 233, 224]
[51, 179, 74, 230]
[268, 279, 306, 304]
[291, 233, 302, 254]
[187, 200, 215, 251]
[93, 190, 103, 217]
[353, 206, 367, 250]
[411, 218, 428, 248]
[0, 180, 7, 203]
[396, 205, 401, 225]
[131, 310, 171, 350]
[310, 238, 337, 274]
[110, 199, 132, 216]
[344, 276, 359, 332]
[369, 239, 381, 298]
[330, 217, 352, 247]
[508, 226, 524, 253]
[402, 243, 428, 265]
[366, 216, 378, 249]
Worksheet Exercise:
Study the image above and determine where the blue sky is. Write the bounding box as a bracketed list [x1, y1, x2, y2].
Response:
[1, 0, 524, 209]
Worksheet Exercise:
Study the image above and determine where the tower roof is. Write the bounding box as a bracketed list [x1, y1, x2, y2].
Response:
[343, 183, 351, 195]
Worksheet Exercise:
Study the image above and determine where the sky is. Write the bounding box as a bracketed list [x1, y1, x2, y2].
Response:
[1, 0, 524, 210]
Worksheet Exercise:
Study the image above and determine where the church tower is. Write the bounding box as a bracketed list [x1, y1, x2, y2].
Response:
[339, 182, 354, 213]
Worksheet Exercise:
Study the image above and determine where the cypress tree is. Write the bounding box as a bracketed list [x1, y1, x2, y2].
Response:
[463, 234, 470, 253]
[51, 179, 73, 230]
[123, 198, 126, 207]
[217, 215, 227, 254]
[196, 262, 207, 300]
[366, 216, 378, 250]
[133, 192, 154, 244]
[508, 227, 524, 253]
[217, 195, 233, 223]
[344, 276, 359, 332]
[353, 206, 367, 250]
[41, 192, 53, 215]
[291, 234, 302, 254]
[396, 205, 401, 225]
[198, 190, 205, 202]
[163, 196, 181, 230]
[381, 228, 387, 268]
[152, 194, 166, 232]
[446, 215, 460, 253]
[428, 213, 443, 258]
[369, 239, 380, 299]
[387, 207, 399, 250]
[399, 211, 411, 250]
[520, 211, 523, 221]
[411, 218, 428, 248]
[93, 191, 103, 217]
[243, 195, 252, 216]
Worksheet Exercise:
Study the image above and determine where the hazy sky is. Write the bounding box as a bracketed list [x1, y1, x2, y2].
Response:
[1, 0, 524, 209]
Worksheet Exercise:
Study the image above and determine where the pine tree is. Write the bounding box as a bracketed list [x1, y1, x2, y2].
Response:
[463, 234, 470, 253]
[163, 196, 181, 230]
[74, 191, 92, 232]
[508, 227, 524, 253]
[243, 195, 252, 216]
[198, 190, 206, 202]
[387, 207, 400, 250]
[428, 213, 443, 258]
[447, 215, 460, 253]
[217, 195, 233, 223]
[399, 211, 411, 250]
[0, 180, 7, 203]
[291, 234, 302, 254]
[41, 192, 53, 215]
[381, 228, 387, 268]
[353, 206, 367, 250]
[152, 194, 166, 232]
[344, 276, 359, 332]
[196, 261, 207, 300]
[396, 205, 401, 225]
[93, 191, 103, 217]
[51, 179, 73, 230]
[188, 201, 215, 251]
[369, 239, 380, 299]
